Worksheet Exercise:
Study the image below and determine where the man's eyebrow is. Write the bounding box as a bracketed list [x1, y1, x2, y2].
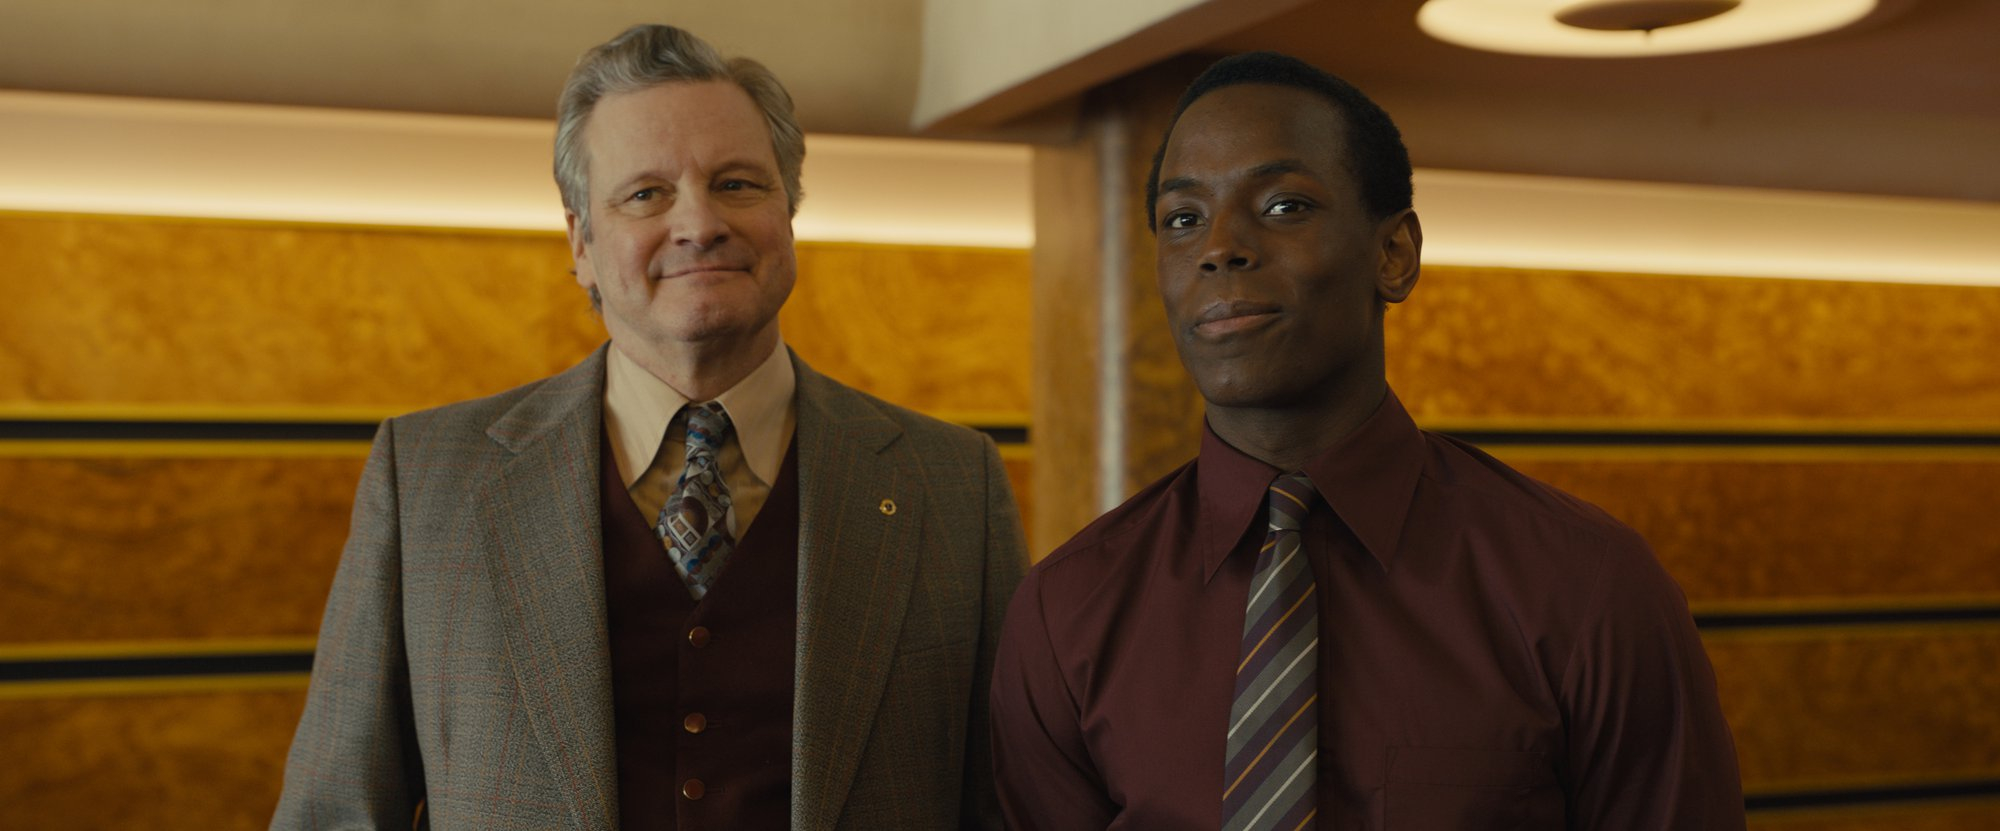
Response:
[1158, 176, 1202, 195]
[1249, 159, 1311, 179]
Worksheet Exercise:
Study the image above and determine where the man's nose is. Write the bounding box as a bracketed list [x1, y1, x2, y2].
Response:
[1198, 214, 1257, 273]
[669, 192, 730, 249]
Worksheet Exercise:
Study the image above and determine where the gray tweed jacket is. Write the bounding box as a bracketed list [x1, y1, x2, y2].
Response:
[272, 345, 1026, 830]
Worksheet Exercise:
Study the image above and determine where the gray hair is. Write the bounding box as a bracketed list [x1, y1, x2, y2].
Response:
[555, 24, 806, 239]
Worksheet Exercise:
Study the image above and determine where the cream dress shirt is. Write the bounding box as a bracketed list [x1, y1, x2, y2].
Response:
[603, 339, 798, 538]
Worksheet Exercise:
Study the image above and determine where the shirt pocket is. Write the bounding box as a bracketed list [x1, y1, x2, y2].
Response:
[1384, 747, 1563, 831]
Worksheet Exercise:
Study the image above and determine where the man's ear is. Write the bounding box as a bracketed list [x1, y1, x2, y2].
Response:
[1375, 208, 1422, 305]
[564, 211, 593, 290]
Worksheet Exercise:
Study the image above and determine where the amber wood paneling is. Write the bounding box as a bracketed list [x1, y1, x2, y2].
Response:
[1750, 802, 2000, 831]
[1001, 456, 1033, 544]
[1391, 266, 2000, 422]
[1709, 628, 2000, 790]
[0, 456, 362, 643]
[0, 689, 305, 830]
[785, 244, 1030, 416]
[1031, 134, 1110, 558]
[1498, 456, 2000, 603]
[0, 214, 599, 409]
[0, 213, 1031, 417]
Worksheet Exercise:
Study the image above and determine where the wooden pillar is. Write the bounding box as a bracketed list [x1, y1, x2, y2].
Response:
[1030, 58, 1209, 557]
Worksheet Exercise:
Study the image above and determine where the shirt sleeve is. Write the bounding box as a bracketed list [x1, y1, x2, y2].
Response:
[990, 566, 1120, 830]
[1559, 531, 1747, 830]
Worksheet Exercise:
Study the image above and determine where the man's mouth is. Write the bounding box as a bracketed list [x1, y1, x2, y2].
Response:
[1192, 300, 1281, 338]
[661, 263, 752, 280]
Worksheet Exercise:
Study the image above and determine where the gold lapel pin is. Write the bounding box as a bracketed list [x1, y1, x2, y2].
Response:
[879, 499, 897, 516]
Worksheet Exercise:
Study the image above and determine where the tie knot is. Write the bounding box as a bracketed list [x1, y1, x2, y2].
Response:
[1266, 471, 1315, 531]
[682, 402, 733, 458]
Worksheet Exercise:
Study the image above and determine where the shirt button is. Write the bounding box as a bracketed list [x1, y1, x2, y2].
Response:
[682, 778, 705, 800]
[684, 713, 707, 734]
[687, 626, 711, 648]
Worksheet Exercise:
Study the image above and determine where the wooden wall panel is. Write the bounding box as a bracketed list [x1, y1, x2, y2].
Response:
[0, 213, 1033, 418]
[1498, 456, 2000, 602]
[0, 689, 305, 830]
[785, 244, 1031, 416]
[0, 455, 362, 643]
[1710, 628, 2000, 790]
[1391, 266, 2000, 422]
[1750, 802, 2000, 831]
[0, 214, 599, 409]
[1002, 456, 1033, 544]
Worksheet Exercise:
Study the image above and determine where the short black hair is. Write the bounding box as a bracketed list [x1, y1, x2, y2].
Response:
[1145, 51, 1412, 230]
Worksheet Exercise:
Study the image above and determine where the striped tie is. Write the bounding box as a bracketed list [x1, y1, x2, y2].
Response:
[1222, 471, 1320, 831]
[656, 402, 736, 600]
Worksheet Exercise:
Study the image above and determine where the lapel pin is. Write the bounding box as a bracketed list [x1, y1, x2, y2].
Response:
[879, 499, 897, 516]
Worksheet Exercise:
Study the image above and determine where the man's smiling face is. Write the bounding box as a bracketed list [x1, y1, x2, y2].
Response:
[568, 80, 798, 354]
[1153, 83, 1414, 413]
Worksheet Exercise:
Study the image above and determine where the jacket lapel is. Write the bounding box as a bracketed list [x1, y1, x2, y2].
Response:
[788, 355, 923, 831]
[477, 345, 619, 831]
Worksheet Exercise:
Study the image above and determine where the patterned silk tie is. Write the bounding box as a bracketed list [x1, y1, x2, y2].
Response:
[1223, 471, 1321, 831]
[655, 402, 736, 600]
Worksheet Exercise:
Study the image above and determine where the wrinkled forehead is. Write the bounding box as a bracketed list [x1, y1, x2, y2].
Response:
[582, 81, 777, 173]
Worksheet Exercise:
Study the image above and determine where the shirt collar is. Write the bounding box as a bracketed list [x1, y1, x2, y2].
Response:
[603, 338, 798, 489]
[1196, 389, 1428, 581]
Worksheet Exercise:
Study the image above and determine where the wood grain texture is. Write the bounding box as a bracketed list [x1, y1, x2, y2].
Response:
[0, 456, 361, 643]
[1500, 456, 2000, 602]
[785, 243, 1030, 415]
[1710, 628, 2000, 790]
[0, 213, 1031, 417]
[1391, 266, 2000, 422]
[1002, 456, 1033, 547]
[0, 690, 304, 830]
[1750, 802, 2000, 831]
[0, 214, 601, 409]
[1030, 137, 1108, 558]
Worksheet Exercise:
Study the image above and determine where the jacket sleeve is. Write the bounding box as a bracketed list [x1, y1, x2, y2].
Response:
[271, 419, 426, 830]
[1560, 533, 1746, 830]
[961, 435, 1029, 830]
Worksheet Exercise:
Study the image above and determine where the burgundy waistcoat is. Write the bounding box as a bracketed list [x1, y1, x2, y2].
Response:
[599, 437, 799, 830]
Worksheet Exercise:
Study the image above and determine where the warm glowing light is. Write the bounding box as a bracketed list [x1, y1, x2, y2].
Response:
[1417, 0, 1878, 57]
[4, 91, 1998, 286]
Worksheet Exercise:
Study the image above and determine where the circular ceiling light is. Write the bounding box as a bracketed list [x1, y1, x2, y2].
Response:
[1417, 0, 1879, 57]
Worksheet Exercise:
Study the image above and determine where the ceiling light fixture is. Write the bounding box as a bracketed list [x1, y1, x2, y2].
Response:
[1416, 0, 1879, 57]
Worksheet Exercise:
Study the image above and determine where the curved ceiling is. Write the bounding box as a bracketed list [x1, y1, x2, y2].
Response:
[2, 0, 1996, 199]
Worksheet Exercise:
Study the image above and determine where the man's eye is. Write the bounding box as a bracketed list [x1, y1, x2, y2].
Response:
[630, 187, 660, 202]
[1265, 199, 1309, 216]
[719, 179, 762, 192]
[1163, 211, 1201, 229]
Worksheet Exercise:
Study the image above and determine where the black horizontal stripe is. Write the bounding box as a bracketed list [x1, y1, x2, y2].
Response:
[972, 425, 1029, 445]
[0, 418, 1034, 446]
[1747, 777, 2000, 812]
[0, 418, 379, 442]
[0, 651, 314, 683]
[1697, 604, 2000, 630]
[1445, 429, 2000, 448]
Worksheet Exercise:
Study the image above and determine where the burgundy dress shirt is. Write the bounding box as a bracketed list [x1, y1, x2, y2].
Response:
[991, 391, 1744, 830]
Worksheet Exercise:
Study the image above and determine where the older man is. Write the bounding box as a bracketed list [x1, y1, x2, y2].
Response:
[990, 52, 1744, 829]
[274, 24, 1024, 831]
